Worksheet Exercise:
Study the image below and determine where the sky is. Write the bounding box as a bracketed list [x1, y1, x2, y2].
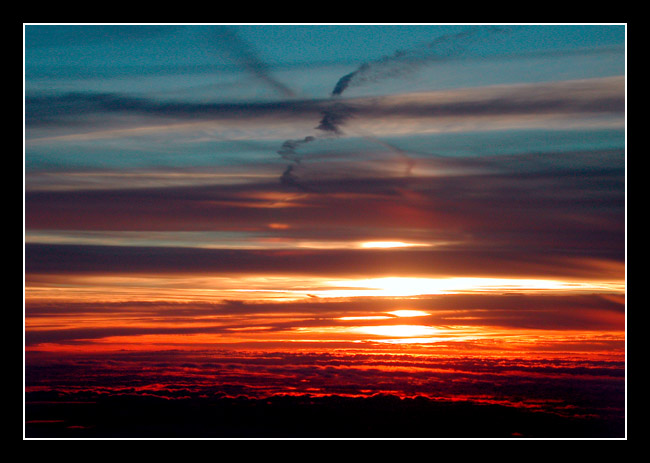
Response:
[23, 23, 626, 438]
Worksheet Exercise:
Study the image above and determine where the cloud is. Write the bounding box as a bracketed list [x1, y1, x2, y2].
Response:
[331, 26, 511, 97]
[279, 27, 511, 175]
[315, 102, 356, 134]
[24, 241, 623, 281]
[25, 291, 625, 334]
[280, 164, 316, 192]
[277, 136, 316, 163]
[25, 347, 625, 438]
[26, 78, 622, 201]
[25, 77, 623, 146]
[25, 92, 324, 127]
[24, 149, 625, 262]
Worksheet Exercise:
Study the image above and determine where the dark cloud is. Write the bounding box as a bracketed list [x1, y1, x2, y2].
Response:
[25, 348, 625, 437]
[315, 102, 356, 134]
[270, 26, 622, 189]
[276, 26, 511, 189]
[24, 91, 325, 127]
[25, 292, 625, 336]
[24, 152, 625, 262]
[359, 93, 625, 119]
[331, 26, 511, 96]
[24, 242, 623, 280]
[25, 77, 623, 129]
[25, 326, 212, 346]
[328, 29, 624, 98]
[277, 136, 316, 162]
[280, 164, 316, 192]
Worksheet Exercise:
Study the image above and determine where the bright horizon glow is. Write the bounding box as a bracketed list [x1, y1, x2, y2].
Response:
[25, 231, 441, 251]
[318, 277, 625, 298]
[339, 310, 430, 321]
[359, 241, 429, 249]
[352, 325, 440, 337]
[387, 310, 430, 318]
[25, 274, 625, 305]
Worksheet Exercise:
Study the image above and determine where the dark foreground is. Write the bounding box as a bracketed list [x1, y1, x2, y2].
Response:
[25, 392, 625, 439]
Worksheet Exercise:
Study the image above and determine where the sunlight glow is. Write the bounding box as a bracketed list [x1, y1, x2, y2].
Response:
[319, 277, 624, 297]
[359, 241, 428, 249]
[26, 273, 625, 307]
[353, 325, 439, 337]
[387, 310, 430, 318]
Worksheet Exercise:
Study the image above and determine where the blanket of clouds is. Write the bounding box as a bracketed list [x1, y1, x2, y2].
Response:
[24, 24, 626, 438]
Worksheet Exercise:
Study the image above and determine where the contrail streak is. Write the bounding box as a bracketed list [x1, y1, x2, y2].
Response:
[331, 26, 510, 97]
[277, 26, 511, 190]
[210, 26, 295, 98]
[280, 164, 316, 192]
[277, 136, 315, 163]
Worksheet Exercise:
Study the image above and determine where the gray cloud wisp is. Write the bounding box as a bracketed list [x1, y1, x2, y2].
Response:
[277, 26, 511, 190]
[209, 26, 295, 98]
[331, 26, 510, 97]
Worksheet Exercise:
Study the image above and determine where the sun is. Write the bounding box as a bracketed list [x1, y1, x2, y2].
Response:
[359, 241, 427, 249]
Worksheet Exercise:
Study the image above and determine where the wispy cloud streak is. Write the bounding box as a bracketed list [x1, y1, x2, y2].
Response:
[276, 28, 510, 186]
[208, 26, 295, 98]
[331, 26, 510, 97]
[276, 26, 622, 190]
[25, 77, 623, 133]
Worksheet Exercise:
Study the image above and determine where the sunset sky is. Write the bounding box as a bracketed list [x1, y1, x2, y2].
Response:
[24, 24, 626, 438]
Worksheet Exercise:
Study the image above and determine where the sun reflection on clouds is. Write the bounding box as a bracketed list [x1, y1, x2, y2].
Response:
[317, 277, 624, 298]
[294, 322, 488, 346]
[352, 325, 439, 337]
[338, 310, 430, 321]
[359, 241, 429, 249]
[25, 273, 625, 307]
[387, 310, 430, 318]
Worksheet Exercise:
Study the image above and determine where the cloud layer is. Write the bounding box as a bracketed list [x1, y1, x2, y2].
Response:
[24, 25, 626, 438]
